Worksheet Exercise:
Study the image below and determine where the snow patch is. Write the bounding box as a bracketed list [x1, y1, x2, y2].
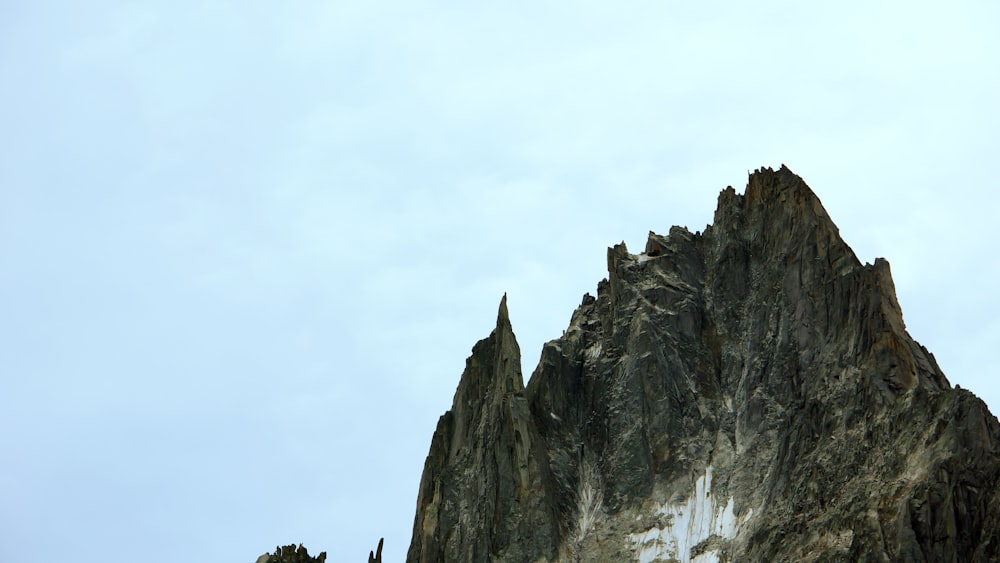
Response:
[629, 466, 753, 563]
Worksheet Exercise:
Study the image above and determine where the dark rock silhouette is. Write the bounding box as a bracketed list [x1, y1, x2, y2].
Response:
[255, 538, 382, 563]
[256, 544, 326, 563]
[368, 538, 383, 563]
[407, 166, 1000, 562]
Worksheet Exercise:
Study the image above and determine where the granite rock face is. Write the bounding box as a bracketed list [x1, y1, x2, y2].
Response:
[407, 166, 1000, 562]
[408, 295, 561, 563]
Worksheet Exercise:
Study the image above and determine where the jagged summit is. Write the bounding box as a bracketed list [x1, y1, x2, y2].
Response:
[497, 291, 510, 327]
[714, 165, 856, 265]
[408, 293, 560, 563]
[408, 167, 1000, 562]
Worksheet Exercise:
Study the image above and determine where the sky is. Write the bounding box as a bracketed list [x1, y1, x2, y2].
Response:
[1, 1, 998, 562]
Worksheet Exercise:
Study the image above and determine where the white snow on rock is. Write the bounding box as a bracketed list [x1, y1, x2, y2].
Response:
[629, 466, 753, 563]
[585, 342, 602, 361]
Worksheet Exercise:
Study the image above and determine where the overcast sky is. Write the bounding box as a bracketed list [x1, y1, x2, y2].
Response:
[2, 2, 998, 562]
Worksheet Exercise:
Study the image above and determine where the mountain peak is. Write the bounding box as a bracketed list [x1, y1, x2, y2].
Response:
[407, 168, 1000, 562]
[496, 292, 511, 334]
[408, 293, 560, 563]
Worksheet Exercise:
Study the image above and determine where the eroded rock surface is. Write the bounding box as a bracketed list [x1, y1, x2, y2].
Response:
[408, 295, 561, 563]
[407, 166, 1000, 562]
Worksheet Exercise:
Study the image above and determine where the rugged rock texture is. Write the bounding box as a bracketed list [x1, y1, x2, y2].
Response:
[407, 166, 1000, 562]
[408, 295, 561, 562]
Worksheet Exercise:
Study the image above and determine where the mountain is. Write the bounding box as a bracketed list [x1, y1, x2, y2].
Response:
[256, 539, 382, 563]
[406, 166, 1000, 562]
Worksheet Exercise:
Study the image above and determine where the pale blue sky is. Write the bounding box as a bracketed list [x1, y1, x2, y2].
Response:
[2, 2, 998, 562]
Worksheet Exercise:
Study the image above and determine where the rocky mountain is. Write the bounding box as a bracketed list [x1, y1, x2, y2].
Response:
[256, 539, 382, 563]
[406, 166, 1000, 562]
[256, 544, 327, 563]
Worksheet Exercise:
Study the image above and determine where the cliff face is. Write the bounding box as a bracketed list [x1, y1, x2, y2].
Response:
[407, 166, 1000, 562]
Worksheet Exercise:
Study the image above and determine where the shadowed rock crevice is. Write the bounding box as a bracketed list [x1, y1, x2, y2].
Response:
[407, 166, 1000, 562]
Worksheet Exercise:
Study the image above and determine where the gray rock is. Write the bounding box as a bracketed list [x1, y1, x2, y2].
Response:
[407, 295, 561, 562]
[407, 166, 1000, 562]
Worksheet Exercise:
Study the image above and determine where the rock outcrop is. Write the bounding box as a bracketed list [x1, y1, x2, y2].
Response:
[407, 166, 1000, 562]
[408, 295, 562, 562]
[255, 538, 382, 563]
[368, 538, 383, 563]
[256, 544, 326, 563]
